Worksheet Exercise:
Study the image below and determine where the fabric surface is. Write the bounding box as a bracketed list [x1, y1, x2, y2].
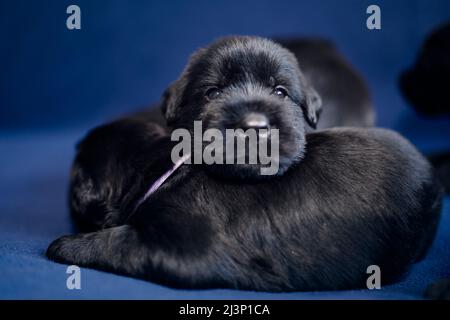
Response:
[1, 0, 450, 299]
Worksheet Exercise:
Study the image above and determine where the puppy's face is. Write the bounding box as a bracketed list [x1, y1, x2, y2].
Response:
[162, 36, 321, 179]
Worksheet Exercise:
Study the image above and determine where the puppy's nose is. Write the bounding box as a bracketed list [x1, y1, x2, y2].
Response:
[239, 113, 270, 131]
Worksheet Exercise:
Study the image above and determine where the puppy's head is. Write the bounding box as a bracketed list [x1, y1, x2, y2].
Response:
[162, 36, 321, 179]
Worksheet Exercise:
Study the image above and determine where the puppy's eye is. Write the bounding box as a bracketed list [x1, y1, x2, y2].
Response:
[273, 86, 288, 98]
[205, 88, 222, 100]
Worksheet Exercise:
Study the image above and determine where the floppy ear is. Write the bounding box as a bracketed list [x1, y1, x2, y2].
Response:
[161, 76, 188, 126]
[161, 48, 207, 126]
[279, 45, 323, 129]
[301, 86, 322, 129]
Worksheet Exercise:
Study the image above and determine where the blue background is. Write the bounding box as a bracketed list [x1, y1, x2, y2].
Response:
[0, 0, 449, 299]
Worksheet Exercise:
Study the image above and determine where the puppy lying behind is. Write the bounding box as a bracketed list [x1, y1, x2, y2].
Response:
[47, 37, 442, 291]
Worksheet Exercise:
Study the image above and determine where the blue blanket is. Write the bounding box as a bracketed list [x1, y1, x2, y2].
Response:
[1, 0, 450, 299]
[0, 122, 449, 300]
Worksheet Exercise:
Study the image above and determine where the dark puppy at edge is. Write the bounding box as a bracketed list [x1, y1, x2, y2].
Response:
[400, 22, 450, 117]
[47, 36, 442, 291]
[399, 22, 450, 195]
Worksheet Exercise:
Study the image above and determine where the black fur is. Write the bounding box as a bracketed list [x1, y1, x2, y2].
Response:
[161, 36, 321, 179]
[47, 36, 443, 291]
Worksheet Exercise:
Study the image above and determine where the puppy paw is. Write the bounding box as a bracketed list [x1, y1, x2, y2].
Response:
[46, 235, 80, 265]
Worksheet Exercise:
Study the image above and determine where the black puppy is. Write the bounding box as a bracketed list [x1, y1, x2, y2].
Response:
[47, 36, 442, 291]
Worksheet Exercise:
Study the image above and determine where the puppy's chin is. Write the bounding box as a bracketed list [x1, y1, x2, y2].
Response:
[200, 132, 306, 181]
[202, 158, 294, 182]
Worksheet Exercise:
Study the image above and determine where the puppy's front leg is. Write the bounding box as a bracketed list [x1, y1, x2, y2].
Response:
[46, 225, 149, 276]
[46, 224, 221, 288]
